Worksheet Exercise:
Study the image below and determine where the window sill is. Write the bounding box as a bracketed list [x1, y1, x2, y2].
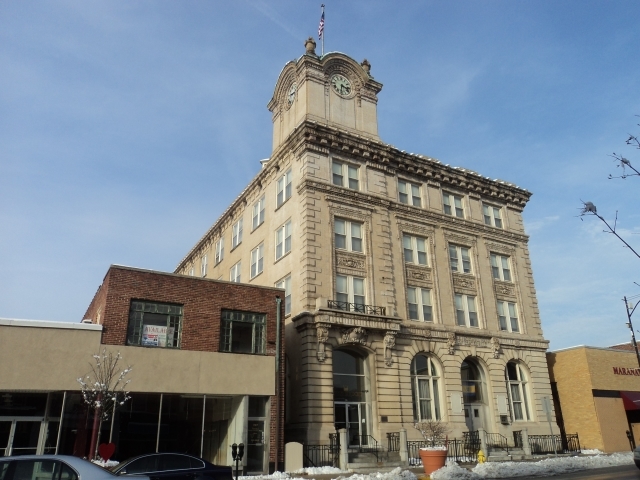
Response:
[250, 270, 264, 281]
[274, 250, 292, 264]
[251, 222, 264, 233]
[275, 197, 291, 212]
[230, 243, 242, 253]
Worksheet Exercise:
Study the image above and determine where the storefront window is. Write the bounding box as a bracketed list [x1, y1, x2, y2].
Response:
[247, 397, 268, 473]
[158, 395, 203, 457]
[127, 301, 182, 348]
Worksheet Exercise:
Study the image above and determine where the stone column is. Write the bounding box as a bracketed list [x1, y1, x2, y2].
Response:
[339, 428, 348, 470]
[478, 428, 488, 458]
[399, 428, 408, 465]
[521, 428, 531, 456]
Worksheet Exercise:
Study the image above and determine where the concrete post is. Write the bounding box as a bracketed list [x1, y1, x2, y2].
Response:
[338, 428, 348, 470]
[399, 428, 408, 465]
[521, 428, 531, 456]
[478, 428, 488, 458]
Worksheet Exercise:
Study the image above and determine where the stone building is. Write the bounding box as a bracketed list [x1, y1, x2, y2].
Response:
[175, 39, 557, 447]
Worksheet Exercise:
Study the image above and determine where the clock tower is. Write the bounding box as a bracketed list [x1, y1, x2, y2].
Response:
[268, 38, 383, 153]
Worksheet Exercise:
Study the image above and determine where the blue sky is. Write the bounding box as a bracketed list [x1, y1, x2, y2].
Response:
[1, 1, 639, 350]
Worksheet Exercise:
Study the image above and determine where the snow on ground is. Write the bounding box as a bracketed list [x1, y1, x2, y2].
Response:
[580, 449, 604, 455]
[240, 467, 415, 480]
[337, 467, 417, 480]
[294, 467, 347, 475]
[431, 452, 634, 480]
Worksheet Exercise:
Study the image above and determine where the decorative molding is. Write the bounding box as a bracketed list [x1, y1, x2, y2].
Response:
[447, 332, 456, 355]
[452, 273, 476, 293]
[336, 252, 366, 271]
[457, 335, 489, 348]
[341, 326, 368, 345]
[486, 242, 517, 255]
[491, 337, 501, 358]
[494, 281, 516, 298]
[383, 331, 396, 367]
[316, 323, 330, 362]
[406, 266, 433, 287]
[444, 231, 475, 247]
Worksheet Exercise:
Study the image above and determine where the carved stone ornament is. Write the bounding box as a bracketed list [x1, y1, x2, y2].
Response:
[361, 59, 371, 75]
[316, 324, 330, 362]
[407, 269, 430, 282]
[495, 282, 515, 297]
[336, 256, 365, 270]
[453, 275, 475, 289]
[490, 337, 501, 359]
[447, 332, 456, 355]
[342, 327, 368, 345]
[305, 37, 317, 55]
[383, 331, 396, 367]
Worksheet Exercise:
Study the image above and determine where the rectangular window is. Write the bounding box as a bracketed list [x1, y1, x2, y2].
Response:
[275, 220, 292, 260]
[230, 261, 241, 283]
[215, 238, 224, 264]
[200, 254, 207, 277]
[443, 192, 464, 218]
[407, 287, 433, 322]
[490, 253, 512, 281]
[250, 244, 264, 278]
[232, 219, 243, 249]
[252, 196, 266, 230]
[334, 218, 363, 252]
[189, 267, 194, 276]
[276, 275, 292, 315]
[332, 161, 359, 190]
[220, 310, 266, 354]
[276, 169, 292, 208]
[449, 245, 472, 273]
[483, 204, 503, 228]
[336, 275, 366, 311]
[403, 234, 428, 265]
[127, 301, 182, 348]
[398, 180, 422, 207]
[498, 301, 519, 332]
[454, 294, 478, 327]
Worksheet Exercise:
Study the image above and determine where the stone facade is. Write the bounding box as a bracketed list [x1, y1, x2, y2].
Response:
[175, 44, 557, 446]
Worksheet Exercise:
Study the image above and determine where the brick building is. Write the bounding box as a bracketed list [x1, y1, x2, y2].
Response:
[0, 265, 285, 474]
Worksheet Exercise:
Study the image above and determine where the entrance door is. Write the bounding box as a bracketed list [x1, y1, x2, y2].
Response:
[3, 420, 42, 456]
[463, 405, 483, 432]
[334, 403, 367, 446]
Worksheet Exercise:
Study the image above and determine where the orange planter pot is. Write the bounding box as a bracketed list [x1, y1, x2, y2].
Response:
[418, 448, 448, 475]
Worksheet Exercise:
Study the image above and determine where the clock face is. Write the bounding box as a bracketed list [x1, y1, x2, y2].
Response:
[331, 74, 352, 96]
[287, 83, 297, 107]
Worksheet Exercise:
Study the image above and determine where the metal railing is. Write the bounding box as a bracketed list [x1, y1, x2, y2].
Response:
[358, 435, 381, 461]
[486, 432, 510, 454]
[328, 300, 386, 316]
[303, 444, 339, 468]
[407, 435, 480, 465]
[387, 432, 400, 452]
[529, 434, 581, 455]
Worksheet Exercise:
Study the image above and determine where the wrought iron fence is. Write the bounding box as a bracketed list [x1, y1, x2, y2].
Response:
[387, 432, 400, 452]
[407, 437, 480, 465]
[529, 434, 581, 455]
[358, 435, 381, 461]
[328, 300, 386, 316]
[486, 432, 510, 454]
[303, 444, 339, 468]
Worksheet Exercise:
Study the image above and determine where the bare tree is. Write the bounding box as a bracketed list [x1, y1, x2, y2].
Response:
[579, 202, 640, 261]
[609, 121, 640, 179]
[77, 349, 132, 460]
[414, 419, 451, 447]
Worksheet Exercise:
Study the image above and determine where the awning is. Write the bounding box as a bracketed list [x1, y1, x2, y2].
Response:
[620, 391, 640, 410]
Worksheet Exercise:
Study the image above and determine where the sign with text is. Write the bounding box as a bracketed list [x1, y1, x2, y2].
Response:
[613, 367, 640, 376]
[142, 325, 174, 347]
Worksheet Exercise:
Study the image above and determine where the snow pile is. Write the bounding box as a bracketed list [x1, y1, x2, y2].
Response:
[431, 452, 634, 480]
[419, 446, 447, 451]
[581, 449, 604, 455]
[338, 467, 417, 480]
[294, 466, 346, 474]
[239, 473, 304, 480]
[91, 459, 119, 468]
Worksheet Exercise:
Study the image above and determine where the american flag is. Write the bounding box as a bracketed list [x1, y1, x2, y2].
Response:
[318, 9, 324, 40]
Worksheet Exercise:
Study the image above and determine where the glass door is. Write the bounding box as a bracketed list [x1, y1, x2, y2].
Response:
[7, 421, 42, 456]
[0, 422, 10, 456]
[334, 403, 367, 447]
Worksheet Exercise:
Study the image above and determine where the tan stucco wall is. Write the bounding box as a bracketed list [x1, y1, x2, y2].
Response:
[593, 397, 631, 453]
[0, 323, 275, 396]
[585, 348, 640, 391]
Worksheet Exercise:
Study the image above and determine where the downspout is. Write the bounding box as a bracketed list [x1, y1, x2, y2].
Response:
[275, 296, 282, 472]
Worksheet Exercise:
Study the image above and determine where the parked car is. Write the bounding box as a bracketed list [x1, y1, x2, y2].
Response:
[112, 454, 232, 480]
[0, 455, 139, 480]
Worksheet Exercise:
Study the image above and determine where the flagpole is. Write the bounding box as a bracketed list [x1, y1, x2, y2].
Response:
[321, 4, 325, 56]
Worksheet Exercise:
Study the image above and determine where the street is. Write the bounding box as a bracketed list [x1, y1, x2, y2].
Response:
[516, 464, 640, 479]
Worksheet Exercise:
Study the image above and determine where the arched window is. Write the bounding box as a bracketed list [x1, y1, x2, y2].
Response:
[411, 355, 441, 421]
[506, 361, 531, 421]
[461, 360, 484, 404]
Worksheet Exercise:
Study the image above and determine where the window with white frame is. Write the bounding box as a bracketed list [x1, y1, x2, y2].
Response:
[276, 275, 292, 315]
[276, 169, 292, 208]
[230, 261, 241, 283]
[252, 195, 266, 230]
[443, 192, 464, 218]
[334, 218, 363, 252]
[506, 362, 531, 421]
[398, 180, 422, 207]
[403, 234, 428, 265]
[200, 254, 208, 277]
[407, 287, 433, 322]
[215, 238, 224, 264]
[336, 275, 365, 310]
[189, 267, 194, 277]
[411, 355, 441, 421]
[275, 220, 292, 260]
[483, 204, 503, 228]
[454, 293, 478, 327]
[497, 301, 519, 332]
[250, 244, 264, 278]
[490, 253, 512, 281]
[232, 219, 243, 249]
[332, 161, 359, 190]
[449, 245, 472, 273]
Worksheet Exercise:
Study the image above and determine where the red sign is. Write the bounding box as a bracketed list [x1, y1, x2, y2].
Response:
[613, 367, 640, 376]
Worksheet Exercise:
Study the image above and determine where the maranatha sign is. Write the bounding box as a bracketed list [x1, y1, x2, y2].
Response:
[613, 367, 640, 376]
